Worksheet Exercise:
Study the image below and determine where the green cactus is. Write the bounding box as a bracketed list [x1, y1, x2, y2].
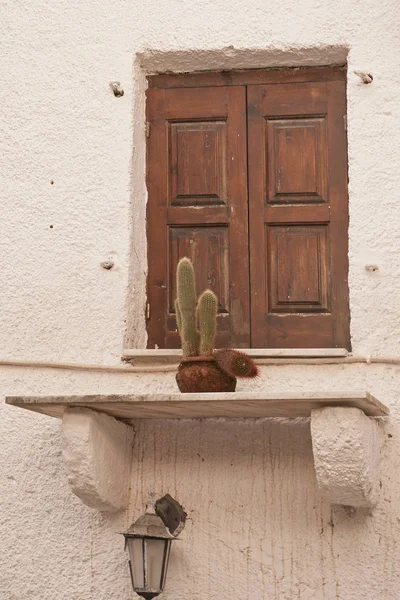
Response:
[176, 258, 199, 356]
[175, 257, 219, 357]
[174, 299, 182, 337]
[197, 290, 218, 356]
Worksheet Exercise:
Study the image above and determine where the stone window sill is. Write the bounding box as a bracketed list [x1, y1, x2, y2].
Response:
[122, 348, 348, 365]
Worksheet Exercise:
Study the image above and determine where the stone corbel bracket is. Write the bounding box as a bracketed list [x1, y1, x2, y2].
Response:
[60, 403, 385, 512]
[62, 408, 134, 512]
[311, 406, 384, 507]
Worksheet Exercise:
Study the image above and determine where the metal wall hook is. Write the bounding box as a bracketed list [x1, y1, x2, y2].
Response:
[109, 81, 125, 97]
[354, 70, 374, 84]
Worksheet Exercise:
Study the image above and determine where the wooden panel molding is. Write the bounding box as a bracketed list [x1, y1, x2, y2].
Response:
[168, 120, 227, 206]
[267, 225, 329, 313]
[266, 117, 328, 204]
[168, 226, 230, 313]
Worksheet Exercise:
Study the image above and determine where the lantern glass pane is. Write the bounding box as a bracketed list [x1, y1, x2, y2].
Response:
[161, 540, 172, 589]
[145, 538, 166, 591]
[127, 538, 144, 589]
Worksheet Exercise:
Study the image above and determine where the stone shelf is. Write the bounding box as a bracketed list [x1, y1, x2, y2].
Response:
[5, 391, 389, 512]
[5, 390, 387, 420]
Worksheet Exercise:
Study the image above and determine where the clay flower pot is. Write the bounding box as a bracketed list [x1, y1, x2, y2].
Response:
[176, 356, 237, 393]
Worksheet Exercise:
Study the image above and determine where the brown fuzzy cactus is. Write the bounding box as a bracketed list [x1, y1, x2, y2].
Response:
[215, 349, 259, 379]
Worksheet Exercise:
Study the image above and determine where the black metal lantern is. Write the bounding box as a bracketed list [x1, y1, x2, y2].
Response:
[123, 511, 175, 599]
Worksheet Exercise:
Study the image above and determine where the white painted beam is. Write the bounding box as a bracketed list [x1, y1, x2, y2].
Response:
[62, 408, 134, 512]
[311, 406, 384, 507]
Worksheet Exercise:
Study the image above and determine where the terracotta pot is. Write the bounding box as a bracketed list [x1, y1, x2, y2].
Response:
[176, 356, 237, 393]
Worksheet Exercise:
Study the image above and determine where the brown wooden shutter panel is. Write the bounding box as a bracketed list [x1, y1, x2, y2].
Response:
[247, 81, 350, 349]
[146, 86, 250, 349]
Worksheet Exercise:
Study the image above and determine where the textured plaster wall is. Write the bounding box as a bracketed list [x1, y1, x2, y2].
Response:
[1, 0, 400, 598]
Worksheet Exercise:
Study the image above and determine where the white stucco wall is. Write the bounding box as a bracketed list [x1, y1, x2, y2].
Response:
[1, 0, 400, 598]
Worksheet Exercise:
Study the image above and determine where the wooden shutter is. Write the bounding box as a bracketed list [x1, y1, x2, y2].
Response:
[247, 81, 350, 348]
[146, 86, 250, 349]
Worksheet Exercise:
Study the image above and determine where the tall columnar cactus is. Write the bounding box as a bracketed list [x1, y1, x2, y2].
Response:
[197, 290, 218, 356]
[175, 257, 218, 357]
[176, 258, 200, 356]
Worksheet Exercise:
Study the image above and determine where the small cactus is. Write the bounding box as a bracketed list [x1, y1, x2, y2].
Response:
[175, 258, 218, 357]
[215, 349, 259, 379]
[197, 290, 218, 356]
[176, 258, 199, 356]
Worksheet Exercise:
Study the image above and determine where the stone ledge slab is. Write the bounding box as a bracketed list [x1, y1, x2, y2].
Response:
[6, 391, 388, 420]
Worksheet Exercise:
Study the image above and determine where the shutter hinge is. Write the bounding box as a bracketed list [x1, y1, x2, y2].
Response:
[343, 115, 347, 131]
[146, 122, 151, 138]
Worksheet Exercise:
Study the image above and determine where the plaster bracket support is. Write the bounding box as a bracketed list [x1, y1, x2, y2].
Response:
[311, 406, 384, 507]
[62, 407, 134, 512]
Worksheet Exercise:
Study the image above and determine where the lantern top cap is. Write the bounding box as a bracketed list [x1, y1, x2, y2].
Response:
[123, 512, 175, 540]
